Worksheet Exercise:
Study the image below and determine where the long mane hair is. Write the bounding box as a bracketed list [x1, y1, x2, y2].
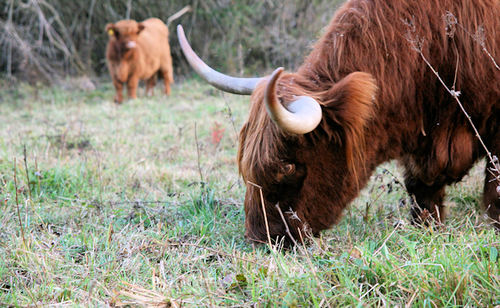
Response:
[239, 0, 500, 191]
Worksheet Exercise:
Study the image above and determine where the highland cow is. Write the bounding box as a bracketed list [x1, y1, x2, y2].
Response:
[106, 18, 173, 104]
[178, 0, 500, 245]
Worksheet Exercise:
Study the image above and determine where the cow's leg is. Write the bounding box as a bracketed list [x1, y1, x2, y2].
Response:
[112, 78, 124, 104]
[146, 73, 157, 97]
[127, 75, 139, 100]
[405, 176, 446, 225]
[483, 160, 500, 229]
[160, 65, 173, 96]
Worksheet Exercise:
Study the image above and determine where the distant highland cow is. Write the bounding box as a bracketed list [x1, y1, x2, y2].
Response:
[179, 0, 500, 246]
[106, 18, 173, 104]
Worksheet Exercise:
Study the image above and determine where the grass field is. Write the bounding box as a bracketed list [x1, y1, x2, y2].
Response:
[0, 78, 499, 307]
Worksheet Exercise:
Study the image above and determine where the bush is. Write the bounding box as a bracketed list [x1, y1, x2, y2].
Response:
[0, 0, 343, 83]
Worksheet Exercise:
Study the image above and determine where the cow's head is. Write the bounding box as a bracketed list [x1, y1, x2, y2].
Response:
[178, 25, 377, 246]
[106, 20, 145, 56]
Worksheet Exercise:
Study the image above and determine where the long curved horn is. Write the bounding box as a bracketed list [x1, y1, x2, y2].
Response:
[265, 68, 323, 135]
[177, 24, 261, 95]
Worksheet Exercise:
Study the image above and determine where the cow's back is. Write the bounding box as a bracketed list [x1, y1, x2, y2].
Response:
[136, 18, 171, 79]
[141, 18, 169, 39]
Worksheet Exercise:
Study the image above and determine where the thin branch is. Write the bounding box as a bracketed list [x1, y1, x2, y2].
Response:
[14, 158, 27, 247]
[273, 204, 332, 306]
[23, 145, 32, 201]
[445, 12, 500, 70]
[275, 203, 300, 247]
[166, 5, 192, 27]
[126, 0, 132, 20]
[85, 0, 97, 69]
[222, 93, 239, 147]
[35, 0, 86, 73]
[194, 123, 204, 182]
[6, 0, 14, 77]
[34, 151, 41, 194]
[418, 51, 497, 170]
[404, 15, 500, 180]
[297, 228, 332, 307]
[247, 181, 273, 247]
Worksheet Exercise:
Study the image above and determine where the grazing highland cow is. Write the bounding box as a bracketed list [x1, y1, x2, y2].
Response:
[106, 18, 173, 104]
[178, 0, 500, 245]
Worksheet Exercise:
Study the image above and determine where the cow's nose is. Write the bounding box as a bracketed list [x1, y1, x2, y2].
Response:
[126, 41, 137, 49]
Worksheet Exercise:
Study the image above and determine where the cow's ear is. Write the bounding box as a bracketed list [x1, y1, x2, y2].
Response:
[322, 72, 378, 172]
[137, 23, 145, 34]
[323, 72, 377, 129]
[106, 23, 116, 36]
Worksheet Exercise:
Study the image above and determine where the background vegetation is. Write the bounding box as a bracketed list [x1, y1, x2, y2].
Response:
[0, 0, 343, 84]
[1, 0, 500, 307]
[1, 77, 499, 307]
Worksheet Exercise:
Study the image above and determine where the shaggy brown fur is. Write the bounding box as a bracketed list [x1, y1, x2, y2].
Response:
[106, 18, 173, 104]
[238, 0, 500, 245]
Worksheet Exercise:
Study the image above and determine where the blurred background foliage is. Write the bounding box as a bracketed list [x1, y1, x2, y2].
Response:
[0, 0, 343, 85]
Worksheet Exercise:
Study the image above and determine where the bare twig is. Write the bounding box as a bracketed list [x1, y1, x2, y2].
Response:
[34, 151, 41, 194]
[126, 0, 132, 20]
[222, 93, 239, 146]
[86, 0, 97, 41]
[34, 0, 86, 73]
[23, 145, 32, 201]
[372, 227, 398, 257]
[274, 203, 300, 247]
[166, 5, 192, 27]
[6, 0, 14, 77]
[84, 0, 97, 69]
[0, 20, 57, 82]
[204, 140, 222, 178]
[13, 158, 27, 246]
[199, 1, 226, 38]
[247, 181, 273, 246]
[272, 205, 332, 306]
[417, 51, 498, 172]
[194, 123, 204, 182]
[297, 228, 332, 308]
[0, 0, 86, 83]
[445, 12, 500, 70]
[404, 15, 500, 187]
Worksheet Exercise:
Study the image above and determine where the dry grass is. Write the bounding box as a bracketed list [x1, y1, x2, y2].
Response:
[0, 80, 499, 307]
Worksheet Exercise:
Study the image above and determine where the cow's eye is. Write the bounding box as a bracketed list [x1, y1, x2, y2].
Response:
[276, 162, 297, 182]
[283, 163, 295, 175]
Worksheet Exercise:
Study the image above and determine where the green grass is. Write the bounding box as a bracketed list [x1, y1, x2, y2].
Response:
[0, 80, 499, 307]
